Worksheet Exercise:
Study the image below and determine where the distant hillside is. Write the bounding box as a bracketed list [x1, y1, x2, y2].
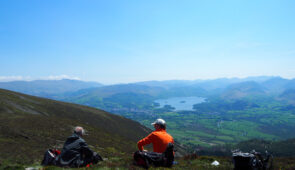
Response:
[136, 76, 274, 91]
[67, 84, 165, 98]
[0, 89, 152, 164]
[279, 89, 295, 105]
[261, 77, 290, 94]
[60, 84, 163, 112]
[0, 79, 103, 98]
[221, 81, 266, 100]
[61, 84, 207, 114]
[135, 80, 197, 89]
[284, 79, 295, 89]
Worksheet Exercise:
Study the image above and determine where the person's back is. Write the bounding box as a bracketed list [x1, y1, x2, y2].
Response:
[57, 133, 92, 167]
[138, 128, 174, 153]
[56, 126, 102, 167]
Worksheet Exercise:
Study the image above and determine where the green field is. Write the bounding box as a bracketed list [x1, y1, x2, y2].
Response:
[118, 97, 295, 149]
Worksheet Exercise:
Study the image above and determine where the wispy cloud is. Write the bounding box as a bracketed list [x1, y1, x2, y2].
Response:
[0, 75, 81, 82]
[40, 75, 81, 81]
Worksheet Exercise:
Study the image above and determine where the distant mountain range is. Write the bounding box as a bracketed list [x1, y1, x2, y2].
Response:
[136, 76, 277, 90]
[0, 79, 103, 98]
[1, 76, 295, 112]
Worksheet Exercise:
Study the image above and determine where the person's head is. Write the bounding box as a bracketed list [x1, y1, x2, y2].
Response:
[151, 118, 166, 130]
[74, 126, 85, 136]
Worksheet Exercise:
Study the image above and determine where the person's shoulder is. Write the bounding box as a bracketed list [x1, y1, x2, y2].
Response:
[148, 131, 160, 137]
[152, 130, 166, 135]
[76, 136, 86, 144]
[164, 131, 174, 138]
[151, 130, 161, 134]
[66, 134, 79, 141]
[79, 137, 86, 142]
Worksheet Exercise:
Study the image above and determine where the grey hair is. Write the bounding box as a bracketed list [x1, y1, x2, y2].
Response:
[74, 126, 85, 136]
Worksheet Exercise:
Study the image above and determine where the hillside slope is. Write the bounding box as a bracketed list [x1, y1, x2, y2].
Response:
[279, 89, 295, 105]
[221, 81, 266, 100]
[0, 88, 152, 164]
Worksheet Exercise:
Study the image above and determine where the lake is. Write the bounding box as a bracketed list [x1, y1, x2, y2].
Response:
[154, 96, 206, 111]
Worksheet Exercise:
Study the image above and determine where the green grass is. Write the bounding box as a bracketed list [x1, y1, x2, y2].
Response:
[0, 156, 234, 170]
[1, 155, 295, 170]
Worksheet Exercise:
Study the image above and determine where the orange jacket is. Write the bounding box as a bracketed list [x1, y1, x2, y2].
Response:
[137, 129, 174, 153]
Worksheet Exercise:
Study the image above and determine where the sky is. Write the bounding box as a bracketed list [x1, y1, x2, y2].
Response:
[0, 0, 295, 84]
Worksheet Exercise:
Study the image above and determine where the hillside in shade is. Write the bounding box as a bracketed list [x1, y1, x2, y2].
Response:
[0, 88, 155, 164]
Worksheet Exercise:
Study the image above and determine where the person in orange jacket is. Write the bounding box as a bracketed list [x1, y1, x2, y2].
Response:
[137, 118, 174, 153]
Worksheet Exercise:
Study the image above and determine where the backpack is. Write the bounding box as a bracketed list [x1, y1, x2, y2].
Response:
[232, 150, 273, 170]
[91, 152, 103, 164]
[134, 143, 174, 168]
[41, 149, 61, 166]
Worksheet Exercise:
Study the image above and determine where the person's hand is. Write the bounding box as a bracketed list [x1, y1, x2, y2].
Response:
[143, 150, 148, 152]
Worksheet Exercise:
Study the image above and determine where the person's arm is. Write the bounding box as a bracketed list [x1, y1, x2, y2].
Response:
[80, 140, 93, 157]
[137, 133, 154, 151]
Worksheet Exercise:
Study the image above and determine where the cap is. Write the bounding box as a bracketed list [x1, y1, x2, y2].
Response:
[151, 118, 166, 126]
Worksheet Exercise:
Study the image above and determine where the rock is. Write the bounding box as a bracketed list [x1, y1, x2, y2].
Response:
[25, 167, 38, 170]
[211, 160, 220, 166]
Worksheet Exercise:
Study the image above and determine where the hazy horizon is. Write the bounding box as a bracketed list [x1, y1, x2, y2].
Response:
[1, 1, 294, 84]
[0, 75, 294, 85]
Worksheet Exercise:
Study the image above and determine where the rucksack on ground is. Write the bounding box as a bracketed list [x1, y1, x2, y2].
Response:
[232, 150, 273, 170]
[41, 149, 61, 166]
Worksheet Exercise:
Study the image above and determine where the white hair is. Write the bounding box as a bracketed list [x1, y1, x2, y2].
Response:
[74, 126, 85, 136]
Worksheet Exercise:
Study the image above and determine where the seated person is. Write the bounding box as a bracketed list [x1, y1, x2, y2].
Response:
[55, 126, 102, 167]
[138, 118, 174, 153]
[135, 119, 174, 167]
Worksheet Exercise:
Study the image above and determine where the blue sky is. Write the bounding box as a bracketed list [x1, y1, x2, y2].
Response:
[0, 0, 295, 84]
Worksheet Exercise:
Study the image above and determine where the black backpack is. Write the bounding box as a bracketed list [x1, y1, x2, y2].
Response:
[41, 149, 60, 166]
[134, 143, 174, 168]
[232, 150, 273, 170]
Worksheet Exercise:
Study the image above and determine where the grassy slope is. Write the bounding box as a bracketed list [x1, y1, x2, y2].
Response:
[0, 88, 152, 164]
[2, 155, 295, 170]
